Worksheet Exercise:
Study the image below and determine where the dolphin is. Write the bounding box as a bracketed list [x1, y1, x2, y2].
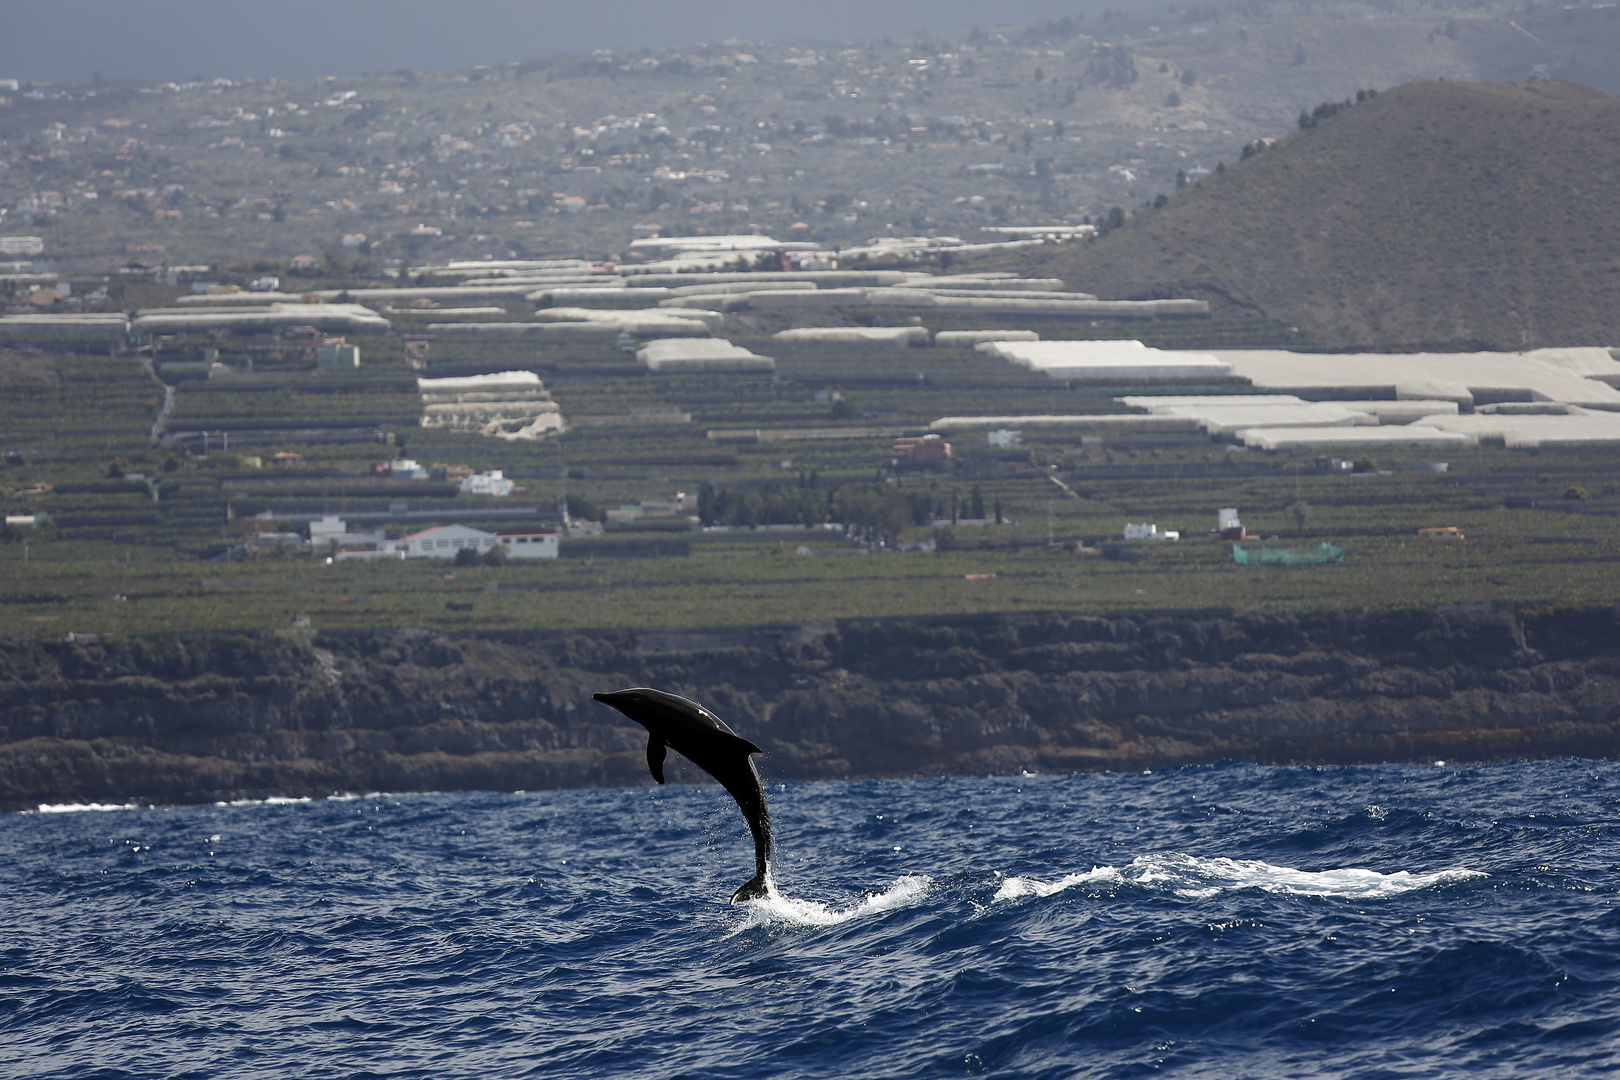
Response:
[592, 687, 773, 903]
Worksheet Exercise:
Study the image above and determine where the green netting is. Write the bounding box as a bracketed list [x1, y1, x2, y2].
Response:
[1233, 541, 1344, 566]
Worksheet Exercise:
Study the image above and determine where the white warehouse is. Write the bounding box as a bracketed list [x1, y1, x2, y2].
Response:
[397, 524, 557, 558]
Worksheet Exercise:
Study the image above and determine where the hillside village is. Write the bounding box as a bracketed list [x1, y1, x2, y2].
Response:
[2, 0, 1617, 278]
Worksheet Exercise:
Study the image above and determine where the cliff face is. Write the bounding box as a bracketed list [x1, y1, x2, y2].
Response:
[2, 607, 1617, 810]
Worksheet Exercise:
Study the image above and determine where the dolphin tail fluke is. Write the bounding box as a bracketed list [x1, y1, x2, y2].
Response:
[730, 873, 771, 905]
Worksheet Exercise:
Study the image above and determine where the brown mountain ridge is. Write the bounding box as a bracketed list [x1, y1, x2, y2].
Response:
[1037, 79, 1620, 351]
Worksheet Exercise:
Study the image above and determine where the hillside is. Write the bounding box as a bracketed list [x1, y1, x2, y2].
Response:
[5, 2, 1620, 276]
[1037, 79, 1620, 351]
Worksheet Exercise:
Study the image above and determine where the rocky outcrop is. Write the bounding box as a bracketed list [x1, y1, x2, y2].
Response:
[2, 606, 1617, 810]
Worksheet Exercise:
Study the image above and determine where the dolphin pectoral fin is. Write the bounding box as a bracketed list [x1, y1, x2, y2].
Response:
[730, 873, 770, 904]
[647, 735, 668, 784]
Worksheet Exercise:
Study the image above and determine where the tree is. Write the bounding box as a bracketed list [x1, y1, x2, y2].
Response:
[565, 493, 602, 522]
[1165, 90, 1181, 108]
[971, 485, 985, 520]
[1290, 500, 1311, 534]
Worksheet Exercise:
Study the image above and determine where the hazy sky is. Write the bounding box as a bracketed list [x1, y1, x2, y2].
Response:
[2, 1, 1140, 84]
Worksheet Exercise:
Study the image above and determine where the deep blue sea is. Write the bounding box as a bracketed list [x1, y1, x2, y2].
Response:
[4, 760, 1618, 1079]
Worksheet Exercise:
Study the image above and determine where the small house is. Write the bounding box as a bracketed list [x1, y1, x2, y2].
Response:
[290, 254, 321, 273]
[459, 470, 514, 497]
[429, 463, 473, 482]
[309, 515, 346, 545]
[316, 338, 359, 368]
[893, 434, 952, 466]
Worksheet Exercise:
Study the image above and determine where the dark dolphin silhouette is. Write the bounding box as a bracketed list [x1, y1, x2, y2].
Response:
[592, 687, 773, 903]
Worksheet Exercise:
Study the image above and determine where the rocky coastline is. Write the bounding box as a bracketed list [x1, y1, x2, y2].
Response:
[3, 606, 1617, 811]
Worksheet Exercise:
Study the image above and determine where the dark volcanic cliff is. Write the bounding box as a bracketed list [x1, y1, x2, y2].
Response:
[2, 607, 1618, 811]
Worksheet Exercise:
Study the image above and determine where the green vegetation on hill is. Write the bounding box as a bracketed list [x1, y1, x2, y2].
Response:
[1037, 79, 1620, 350]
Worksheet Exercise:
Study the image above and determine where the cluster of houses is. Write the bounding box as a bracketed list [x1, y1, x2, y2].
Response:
[368, 459, 520, 495]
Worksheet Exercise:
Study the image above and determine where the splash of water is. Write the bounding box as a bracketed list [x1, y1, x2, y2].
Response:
[731, 873, 934, 931]
[994, 853, 1486, 902]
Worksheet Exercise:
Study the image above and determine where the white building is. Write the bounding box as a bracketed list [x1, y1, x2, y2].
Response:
[309, 515, 346, 545]
[398, 524, 502, 558]
[987, 429, 1022, 448]
[495, 528, 559, 558]
[396, 523, 557, 558]
[459, 470, 514, 496]
[1123, 522, 1179, 541]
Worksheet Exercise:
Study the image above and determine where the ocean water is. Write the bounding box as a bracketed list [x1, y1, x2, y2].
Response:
[4, 760, 1618, 1079]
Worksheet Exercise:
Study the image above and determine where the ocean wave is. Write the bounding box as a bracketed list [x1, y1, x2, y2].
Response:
[994, 853, 1487, 902]
[32, 802, 146, 814]
[731, 874, 933, 931]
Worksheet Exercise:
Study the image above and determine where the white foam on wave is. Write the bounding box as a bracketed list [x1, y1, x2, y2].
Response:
[730, 874, 933, 933]
[993, 867, 1120, 900]
[215, 796, 315, 807]
[994, 853, 1486, 902]
[32, 802, 145, 814]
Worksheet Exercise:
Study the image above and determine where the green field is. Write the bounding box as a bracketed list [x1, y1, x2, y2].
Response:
[5, 334, 1617, 637]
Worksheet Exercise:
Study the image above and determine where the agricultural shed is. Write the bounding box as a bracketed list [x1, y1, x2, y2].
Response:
[1211, 347, 1620, 409]
[929, 414, 1198, 432]
[532, 307, 724, 328]
[176, 292, 311, 306]
[637, 339, 775, 373]
[427, 319, 708, 339]
[978, 339, 1233, 380]
[1421, 409, 1620, 447]
[529, 287, 661, 307]
[131, 304, 388, 335]
[1235, 426, 1473, 450]
[417, 371, 543, 393]
[620, 270, 910, 288]
[773, 326, 930, 346]
[312, 285, 541, 302]
[933, 330, 1039, 347]
[0, 313, 129, 343]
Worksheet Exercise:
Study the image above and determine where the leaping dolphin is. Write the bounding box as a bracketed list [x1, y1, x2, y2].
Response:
[592, 687, 773, 903]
